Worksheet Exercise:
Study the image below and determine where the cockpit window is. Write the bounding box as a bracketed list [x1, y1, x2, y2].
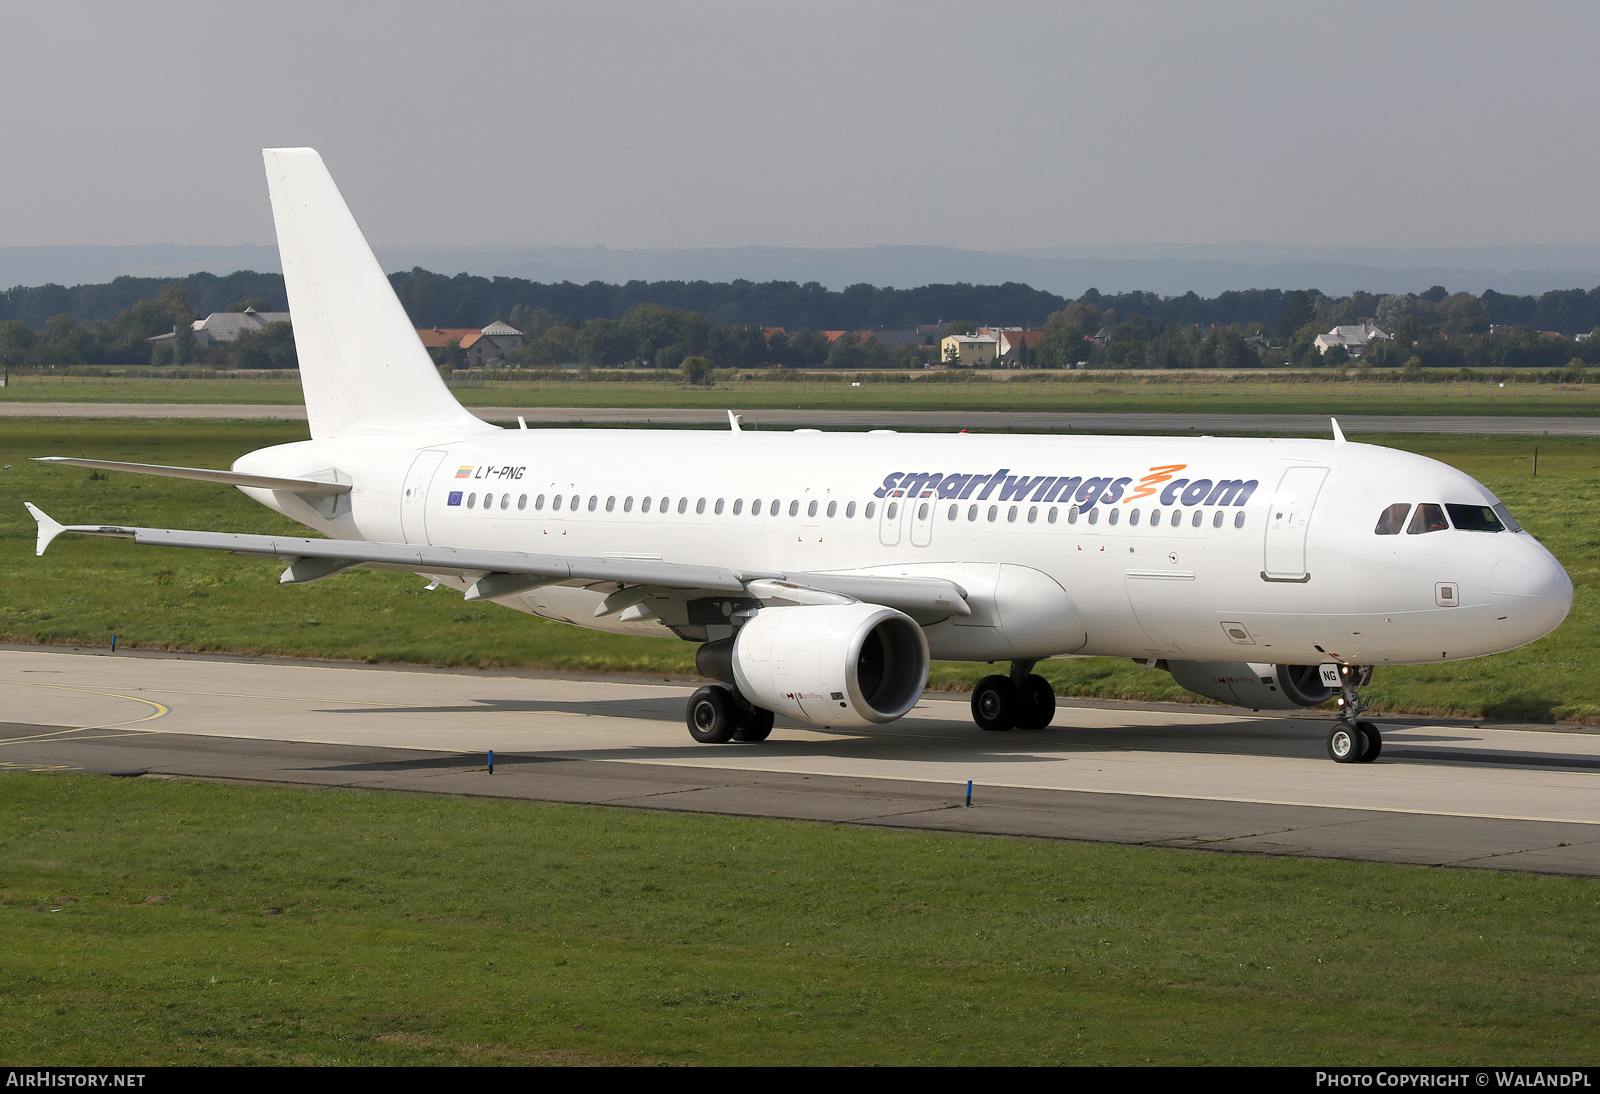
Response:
[1492, 502, 1523, 533]
[1446, 504, 1504, 532]
[1406, 502, 1449, 534]
[1374, 503, 1411, 535]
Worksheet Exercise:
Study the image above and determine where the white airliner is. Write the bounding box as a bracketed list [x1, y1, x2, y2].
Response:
[25, 149, 1575, 763]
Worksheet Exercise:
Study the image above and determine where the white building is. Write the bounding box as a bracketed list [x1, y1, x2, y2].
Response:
[149, 306, 292, 349]
[1314, 323, 1391, 357]
[939, 333, 999, 366]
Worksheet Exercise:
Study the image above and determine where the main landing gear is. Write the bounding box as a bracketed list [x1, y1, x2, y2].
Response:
[1326, 664, 1382, 764]
[685, 684, 775, 744]
[971, 661, 1056, 732]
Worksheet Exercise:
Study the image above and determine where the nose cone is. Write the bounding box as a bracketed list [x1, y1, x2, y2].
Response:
[1491, 544, 1574, 648]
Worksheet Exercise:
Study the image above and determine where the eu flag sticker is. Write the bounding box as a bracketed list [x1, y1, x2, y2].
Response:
[447, 491, 464, 506]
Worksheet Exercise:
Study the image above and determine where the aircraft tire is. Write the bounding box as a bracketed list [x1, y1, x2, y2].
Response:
[1327, 722, 1364, 763]
[733, 706, 775, 742]
[687, 685, 739, 743]
[1015, 675, 1056, 730]
[1355, 721, 1382, 762]
[972, 675, 1021, 732]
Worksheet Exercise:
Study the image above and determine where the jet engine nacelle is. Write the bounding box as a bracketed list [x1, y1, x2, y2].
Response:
[705, 604, 929, 728]
[1163, 660, 1333, 710]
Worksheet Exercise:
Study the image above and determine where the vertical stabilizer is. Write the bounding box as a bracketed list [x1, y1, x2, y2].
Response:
[262, 148, 489, 440]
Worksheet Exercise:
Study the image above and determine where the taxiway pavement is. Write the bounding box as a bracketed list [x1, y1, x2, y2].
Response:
[3, 403, 1600, 435]
[2, 646, 1597, 876]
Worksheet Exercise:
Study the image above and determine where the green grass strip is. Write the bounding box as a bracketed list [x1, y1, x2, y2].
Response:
[2, 774, 1597, 1065]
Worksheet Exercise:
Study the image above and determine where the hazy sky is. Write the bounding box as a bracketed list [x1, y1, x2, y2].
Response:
[4, 1, 1597, 253]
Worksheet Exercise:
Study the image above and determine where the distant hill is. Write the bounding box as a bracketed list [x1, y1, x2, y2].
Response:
[7, 242, 1600, 300]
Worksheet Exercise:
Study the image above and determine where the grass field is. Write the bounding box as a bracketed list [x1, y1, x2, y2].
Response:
[4, 371, 1600, 416]
[2, 774, 1596, 1065]
[0, 418, 1596, 721]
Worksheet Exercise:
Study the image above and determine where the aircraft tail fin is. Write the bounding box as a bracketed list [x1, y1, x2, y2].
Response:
[261, 148, 489, 441]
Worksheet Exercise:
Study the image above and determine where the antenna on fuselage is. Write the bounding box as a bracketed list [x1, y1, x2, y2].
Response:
[1331, 417, 1347, 446]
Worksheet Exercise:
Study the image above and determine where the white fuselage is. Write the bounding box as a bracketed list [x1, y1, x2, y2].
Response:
[234, 427, 1572, 668]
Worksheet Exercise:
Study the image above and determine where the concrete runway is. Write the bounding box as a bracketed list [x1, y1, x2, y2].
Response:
[4, 402, 1600, 434]
[3, 646, 1598, 875]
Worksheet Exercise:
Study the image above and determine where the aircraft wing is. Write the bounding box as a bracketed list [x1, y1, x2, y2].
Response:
[23, 505, 970, 619]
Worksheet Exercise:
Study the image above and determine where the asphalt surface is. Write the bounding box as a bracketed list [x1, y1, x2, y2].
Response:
[3, 646, 1597, 876]
[4, 402, 1600, 434]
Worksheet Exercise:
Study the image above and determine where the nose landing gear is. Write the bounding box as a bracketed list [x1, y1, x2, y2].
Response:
[1327, 664, 1382, 763]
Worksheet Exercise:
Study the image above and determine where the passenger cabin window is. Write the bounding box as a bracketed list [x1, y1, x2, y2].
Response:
[865, 502, 876, 519]
[518, 494, 528, 510]
[733, 499, 743, 515]
[678, 498, 689, 514]
[1446, 504, 1504, 532]
[1374, 503, 1410, 535]
[466, 493, 476, 509]
[1407, 503, 1449, 534]
[535, 494, 545, 510]
[808, 500, 819, 517]
[770, 500, 780, 516]
[790, 500, 800, 517]
[624, 496, 633, 512]
[696, 498, 706, 514]
[1211, 510, 1222, 527]
[948, 504, 958, 520]
[1233, 512, 1245, 528]
[606, 496, 616, 512]
[846, 501, 856, 518]
[715, 499, 724, 514]
[828, 501, 838, 518]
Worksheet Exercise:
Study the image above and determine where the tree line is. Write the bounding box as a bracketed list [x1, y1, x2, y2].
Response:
[0, 284, 295, 371]
[6, 270, 1600, 372]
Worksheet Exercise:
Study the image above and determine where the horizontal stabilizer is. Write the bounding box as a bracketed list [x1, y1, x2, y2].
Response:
[32, 457, 350, 496]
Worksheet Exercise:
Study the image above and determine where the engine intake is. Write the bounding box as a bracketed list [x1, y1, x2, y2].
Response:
[1162, 660, 1333, 710]
[700, 604, 929, 728]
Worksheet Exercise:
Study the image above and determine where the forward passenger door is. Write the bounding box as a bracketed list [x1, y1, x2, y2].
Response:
[1262, 465, 1328, 581]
